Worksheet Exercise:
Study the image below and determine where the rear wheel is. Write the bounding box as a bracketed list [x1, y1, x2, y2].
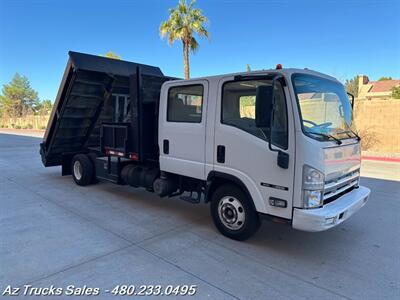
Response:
[71, 154, 95, 186]
[210, 184, 260, 241]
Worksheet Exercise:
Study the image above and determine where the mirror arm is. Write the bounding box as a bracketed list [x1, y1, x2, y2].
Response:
[347, 92, 355, 109]
[266, 75, 280, 152]
[254, 74, 289, 169]
[267, 75, 289, 169]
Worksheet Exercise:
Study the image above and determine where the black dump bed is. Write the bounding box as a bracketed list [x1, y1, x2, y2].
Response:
[40, 51, 171, 167]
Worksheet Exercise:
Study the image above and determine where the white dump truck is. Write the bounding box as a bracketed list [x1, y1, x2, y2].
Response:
[41, 52, 370, 240]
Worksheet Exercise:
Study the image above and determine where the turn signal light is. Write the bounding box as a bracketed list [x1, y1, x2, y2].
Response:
[129, 153, 138, 161]
[269, 197, 287, 208]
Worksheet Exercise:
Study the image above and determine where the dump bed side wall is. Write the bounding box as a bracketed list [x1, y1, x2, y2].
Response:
[41, 56, 172, 167]
[41, 67, 114, 166]
[43, 60, 73, 144]
[87, 75, 129, 147]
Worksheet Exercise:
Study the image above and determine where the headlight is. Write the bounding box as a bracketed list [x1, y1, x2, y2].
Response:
[302, 165, 324, 208]
[302, 165, 324, 190]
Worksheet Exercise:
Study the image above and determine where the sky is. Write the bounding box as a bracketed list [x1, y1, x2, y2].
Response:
[0, 0, 399, 101]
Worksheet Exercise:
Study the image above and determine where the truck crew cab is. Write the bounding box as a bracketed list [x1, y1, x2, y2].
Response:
[41, 52, 370, 240]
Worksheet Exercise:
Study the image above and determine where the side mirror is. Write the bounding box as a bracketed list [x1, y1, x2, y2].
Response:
[255, 85, 274, 129]
[277, 151, 289, 169]
[256, 78, 289, 170]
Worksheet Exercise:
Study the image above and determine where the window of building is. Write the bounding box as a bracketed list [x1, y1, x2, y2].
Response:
[167, 85, 203, 123]
[222, 79, 288, 149]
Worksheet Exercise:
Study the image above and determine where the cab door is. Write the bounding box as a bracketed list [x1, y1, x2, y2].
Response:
[159, 80, 208, 180]
[213, 76, 295, 219]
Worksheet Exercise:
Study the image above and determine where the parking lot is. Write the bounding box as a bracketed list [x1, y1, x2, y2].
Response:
[1, 132, 399, 299]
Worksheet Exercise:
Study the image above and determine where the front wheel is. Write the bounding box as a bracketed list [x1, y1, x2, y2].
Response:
[210, 184, 260, 241]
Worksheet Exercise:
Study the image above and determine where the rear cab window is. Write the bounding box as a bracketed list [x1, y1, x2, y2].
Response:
[167, 85, 203, 123]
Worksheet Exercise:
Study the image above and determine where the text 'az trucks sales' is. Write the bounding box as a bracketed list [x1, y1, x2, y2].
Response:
[40, 52, 370, 240]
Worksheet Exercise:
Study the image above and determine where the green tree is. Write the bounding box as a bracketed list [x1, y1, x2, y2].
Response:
[378, 76, 393, 81]
[345, 76, 359, 97]
[160, 0, 209, 79]
[104, 51, 121, 60]
[246, 64, 251, 72]
[392, 86, 400, 99]
[0, 73, 39, 117]
[37, 99, 53, 115]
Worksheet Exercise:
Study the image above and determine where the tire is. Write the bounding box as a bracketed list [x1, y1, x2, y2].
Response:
[210, 184, 260, 241]
[71, 154, 95, 186]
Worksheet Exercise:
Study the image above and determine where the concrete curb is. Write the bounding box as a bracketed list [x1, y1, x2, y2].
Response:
[361, 156, 400, 163]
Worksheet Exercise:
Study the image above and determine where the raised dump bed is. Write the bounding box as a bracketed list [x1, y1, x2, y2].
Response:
[40, 51, 170, 168]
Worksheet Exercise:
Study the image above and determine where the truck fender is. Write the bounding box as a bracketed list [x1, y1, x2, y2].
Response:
[205, 171, 257, 212]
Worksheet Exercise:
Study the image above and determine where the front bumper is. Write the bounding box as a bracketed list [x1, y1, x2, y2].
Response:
[292, 186, 370, 232]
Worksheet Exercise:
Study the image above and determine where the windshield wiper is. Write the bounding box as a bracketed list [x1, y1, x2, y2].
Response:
[341, 129, 361, 141]
[338, 128, 361, 141]
[307, 131, 342, 145]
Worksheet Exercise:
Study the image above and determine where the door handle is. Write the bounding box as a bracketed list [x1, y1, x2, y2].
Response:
[217, 145, 225, 163]
[163, 139, 169, 154]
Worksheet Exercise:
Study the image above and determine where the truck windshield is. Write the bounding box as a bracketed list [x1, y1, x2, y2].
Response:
[292, 74, 355, 141]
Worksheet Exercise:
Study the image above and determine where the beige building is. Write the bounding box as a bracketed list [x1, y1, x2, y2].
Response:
[358, 75, 400, 100]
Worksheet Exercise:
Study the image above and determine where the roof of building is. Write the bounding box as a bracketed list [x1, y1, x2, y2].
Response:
[369, 80, 400, 93]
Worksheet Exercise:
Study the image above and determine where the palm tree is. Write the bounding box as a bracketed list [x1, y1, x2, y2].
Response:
[160, 0, 209, 79]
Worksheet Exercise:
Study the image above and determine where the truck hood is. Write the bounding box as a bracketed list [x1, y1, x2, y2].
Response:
[323, 140, 361, 181]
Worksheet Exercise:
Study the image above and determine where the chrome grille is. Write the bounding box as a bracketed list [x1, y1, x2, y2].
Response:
[323, 169, 359, 202]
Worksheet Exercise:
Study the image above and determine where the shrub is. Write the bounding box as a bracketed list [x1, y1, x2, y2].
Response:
[392, 86, 400, 99]
[21, 125, 28, 129]
[356, 126, 379, 151]
[15, 125, 21, 129]
[10, 123, 15, 128]
[27, 124, 33, 129]
[39, 125, 46, 130]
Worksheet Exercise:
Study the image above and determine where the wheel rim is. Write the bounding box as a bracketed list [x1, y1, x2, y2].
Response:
[73, 160, 83, 180]
[218, 196, 245, 230]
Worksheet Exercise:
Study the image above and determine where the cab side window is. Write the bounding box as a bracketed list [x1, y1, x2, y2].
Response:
[222, 79, 288, 149]
[167, 85, 203, 123]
